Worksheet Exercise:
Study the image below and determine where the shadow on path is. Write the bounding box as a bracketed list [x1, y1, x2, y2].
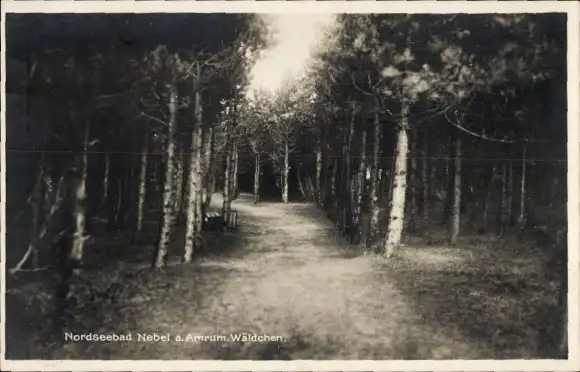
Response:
[42, 193, 535, 360]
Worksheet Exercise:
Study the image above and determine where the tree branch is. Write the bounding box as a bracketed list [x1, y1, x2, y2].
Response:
[444, 108, 517, 144]
[350, 73, 375, 97]
[139, 111, 168, 127]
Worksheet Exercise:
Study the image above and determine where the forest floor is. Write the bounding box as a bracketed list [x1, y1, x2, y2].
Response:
[6, 193, 558, 360]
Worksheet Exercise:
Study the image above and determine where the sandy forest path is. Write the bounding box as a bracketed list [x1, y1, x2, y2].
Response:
[56, 194, 495, 360]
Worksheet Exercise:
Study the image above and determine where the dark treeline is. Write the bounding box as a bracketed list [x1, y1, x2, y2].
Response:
[6, 12, 270, 334]
[234, 13, 568, 358]
[5, 12, 569, 359]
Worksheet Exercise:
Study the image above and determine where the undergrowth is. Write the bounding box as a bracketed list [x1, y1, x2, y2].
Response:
[5, 197, 566, 360]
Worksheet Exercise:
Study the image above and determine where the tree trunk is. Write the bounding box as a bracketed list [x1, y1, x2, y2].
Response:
[122, 149, 138, 228]
[386, 159, 395, 211]
[346, 113, 355, 233]
[70, 121, 90, 265]
[134, 134, 149, 238]
[101, 152, 110, 210]
[232, 140, 239, 200]
[297, 164, 308, 200]
[222, 111, 234, 222]
[283, 141, 289, 204]
[153, 83, 178, 269]
[173, 149, 184, 222]
[254, 152, 261, 204]
[184, 77, 205, 264]
[202, 127, 215, 211]
[449, 135, 462, 245]
[331, 156, 338, 223]
[315, 141, 322, 207]
[354, 129, 367, 243]
[30, 166, 44, 268]
[482, 164, 497, 232]
[54, 121, 90, 329]
[106, 163, 119, 231]
[306, 176, 315, 202]
[43, 166, 55, 222]
[154, 158, 163, 196]
[442, 135, 455, 225]
[500, 161, 509, 231]
[409, 129, 418, 215]
[517, 144, 527, 228]
[115, 177, 123, 227]
[338, 133, 347, 231]
[366, 97, 382, 248]
[383, 100, 410, 257]
[11, 171, 64, 275]
[222, 138, 232, 220]
[194, 120, 205, 237]
[507, 159, 514, 226]
[421, 129, 429, 220]
[331, 156, 337, 202]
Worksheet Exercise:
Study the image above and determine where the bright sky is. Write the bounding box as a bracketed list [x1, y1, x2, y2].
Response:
[248, 14, 336, 96]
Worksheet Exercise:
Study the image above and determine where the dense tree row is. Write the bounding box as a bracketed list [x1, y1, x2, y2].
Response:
[7, 14, 268, 327]
[235, 14, 568, 356]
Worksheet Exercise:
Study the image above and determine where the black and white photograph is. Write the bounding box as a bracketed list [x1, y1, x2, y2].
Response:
[2, 1, 579, 370]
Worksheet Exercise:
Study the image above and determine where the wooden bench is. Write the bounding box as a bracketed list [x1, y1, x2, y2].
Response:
[203, 210, 238, 231]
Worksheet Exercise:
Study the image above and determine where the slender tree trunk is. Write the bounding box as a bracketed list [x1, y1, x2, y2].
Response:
[55, 121, 90, 328]
[154, 158, 163, 196]
[11, 171, 64, 275]
[449, 135, 462, 245]
[194, 122, 205, 236]
[205, 171, 216, 213]
[154, 83, 178, 269]
[222, 137, 232, 219]
[346, 113, 354, 232]
[517, 144, 527, 228]
[315, 141, 322, 207]
[151, 155, 158, 195]
[43, 166, 55, 222]
[106, 163, 118, 230]
[354, 129, 367, 243]
[429, 160, 436, 207]
[283, 141, 289, 204]
[500, 161, 509, 231]
[442, 134, 455, 225]
[409, 129, 418, 215]
[115, 177, 123, 227]
[173, 149, 184, 222]
[232, 141, 239, 200]
[482, 164, 497, 231]
[101, 152, 110, 210]
[29, 166, 44, 268]
[70, 120, 90, 272]
[202, 127, 214, 211]
[184, 76, 205, 264]
[507, 159, 514, 226]
[306, 176, 315, 201]
[366, 97, 382, 248]
[331, 156, 338, 223]
[386, 158, 396, 211]
[383, 100, 410, 257]
[254, 152, 261, 204]
[421, 129, 429, 220]
[331, 156, 337, 201]
[338, 132, 347, 231]
[134, 135, 149, 238]
[222, 102, 235, 222]
[297, 164, 308, 200]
